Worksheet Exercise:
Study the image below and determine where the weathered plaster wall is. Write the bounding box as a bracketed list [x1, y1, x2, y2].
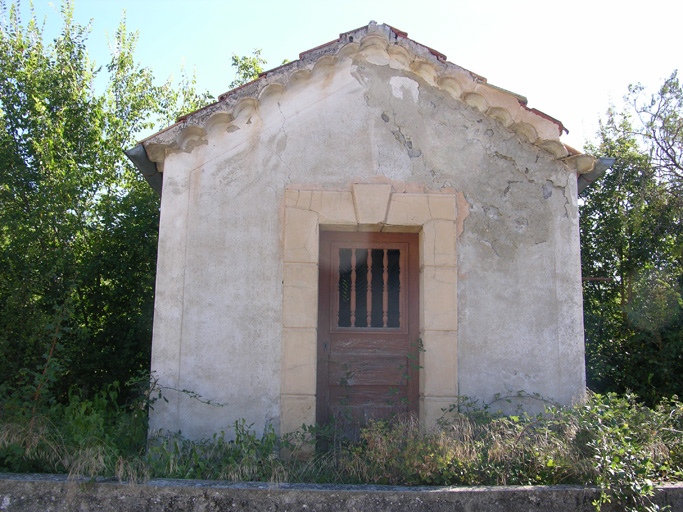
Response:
[355, 60, 585, 411]
[150, 37, 584, 439]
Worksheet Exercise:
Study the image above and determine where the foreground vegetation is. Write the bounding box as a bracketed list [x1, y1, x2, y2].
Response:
[1, 388, 682, 512]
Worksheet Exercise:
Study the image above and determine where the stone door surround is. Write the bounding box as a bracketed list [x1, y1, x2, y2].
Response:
[281, 182, 461, 434]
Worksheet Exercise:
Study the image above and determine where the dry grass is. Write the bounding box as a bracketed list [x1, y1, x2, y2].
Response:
[2, 392, 681, 512]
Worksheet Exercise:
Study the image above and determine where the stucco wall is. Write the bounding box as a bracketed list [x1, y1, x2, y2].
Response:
[149, 42, 584, 439]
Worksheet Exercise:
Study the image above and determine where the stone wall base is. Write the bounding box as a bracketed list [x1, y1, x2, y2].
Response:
[2, 474, 683, 511]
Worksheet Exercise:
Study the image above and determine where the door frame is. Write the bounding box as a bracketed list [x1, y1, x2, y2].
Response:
[280, 184, 460, 436]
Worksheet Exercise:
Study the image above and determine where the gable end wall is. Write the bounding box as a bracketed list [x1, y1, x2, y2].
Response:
[148, 43, 585, 439]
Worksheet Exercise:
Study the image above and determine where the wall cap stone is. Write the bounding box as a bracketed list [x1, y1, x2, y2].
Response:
[1, 474, 682, 512]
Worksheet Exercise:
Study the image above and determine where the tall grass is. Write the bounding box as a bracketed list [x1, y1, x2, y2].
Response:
[0, 381, 148, 478]
[1, 389, 682, 512]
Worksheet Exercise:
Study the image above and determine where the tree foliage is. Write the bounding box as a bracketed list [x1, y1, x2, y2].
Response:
[229, 49, 266, 88]
[630, 71, 683, 189]
[581, 75, 683, 405]
[0, 0, 210, 407]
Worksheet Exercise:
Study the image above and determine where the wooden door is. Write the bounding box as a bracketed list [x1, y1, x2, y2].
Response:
[317, 231, 419, 437]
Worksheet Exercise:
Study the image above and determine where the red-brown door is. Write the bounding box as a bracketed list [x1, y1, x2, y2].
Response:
[317, 231, 419, 437]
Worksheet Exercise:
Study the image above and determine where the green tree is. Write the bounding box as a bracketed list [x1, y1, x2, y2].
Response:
[630, 70, 683, 189]
[0, 0, 210, 408]
[581, 101, 683, 405]
[229, 49, 266, 88]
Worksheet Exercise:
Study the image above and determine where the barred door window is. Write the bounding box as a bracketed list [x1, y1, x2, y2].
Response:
[335, 247, 404, 329]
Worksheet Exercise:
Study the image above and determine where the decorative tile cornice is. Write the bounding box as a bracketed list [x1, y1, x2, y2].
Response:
[141, 22, 594, 175]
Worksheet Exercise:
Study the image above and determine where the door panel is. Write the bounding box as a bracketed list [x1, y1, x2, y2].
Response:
[328, 355, 406, 385]
[328, 385, 408, 404]
[317, 231, 419, 436]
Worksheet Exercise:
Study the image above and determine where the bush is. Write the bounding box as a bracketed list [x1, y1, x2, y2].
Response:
[330, 393, 683, 511]
[0, 381, 148, 478]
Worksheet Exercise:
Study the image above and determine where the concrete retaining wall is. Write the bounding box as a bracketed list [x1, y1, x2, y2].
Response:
[2, 474, 683, 511]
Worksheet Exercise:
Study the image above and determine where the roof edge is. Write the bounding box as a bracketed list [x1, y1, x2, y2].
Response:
[578, 157, 616, 194]
[126, 143, 162, 196]
[130, 22, 587, 186]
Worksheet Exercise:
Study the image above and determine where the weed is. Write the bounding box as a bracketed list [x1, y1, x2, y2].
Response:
[2, 387, 682, 512]
[145, 420, 284, 482]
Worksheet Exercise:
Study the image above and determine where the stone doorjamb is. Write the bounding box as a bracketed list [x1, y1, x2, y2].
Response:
[281, 182, 460, 435]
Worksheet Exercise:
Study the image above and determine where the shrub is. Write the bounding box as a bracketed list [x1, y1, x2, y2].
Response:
[329, 393, 683, 511]
[0, 381, 148, 478]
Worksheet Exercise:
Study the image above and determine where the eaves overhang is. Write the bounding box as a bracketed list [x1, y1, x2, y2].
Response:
[126, 143, 162, 196]
[125, 21, 599, 196]
[578, 157, 617, 195]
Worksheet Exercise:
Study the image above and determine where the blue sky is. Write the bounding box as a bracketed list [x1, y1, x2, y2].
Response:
[10, 0, 683, 150]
